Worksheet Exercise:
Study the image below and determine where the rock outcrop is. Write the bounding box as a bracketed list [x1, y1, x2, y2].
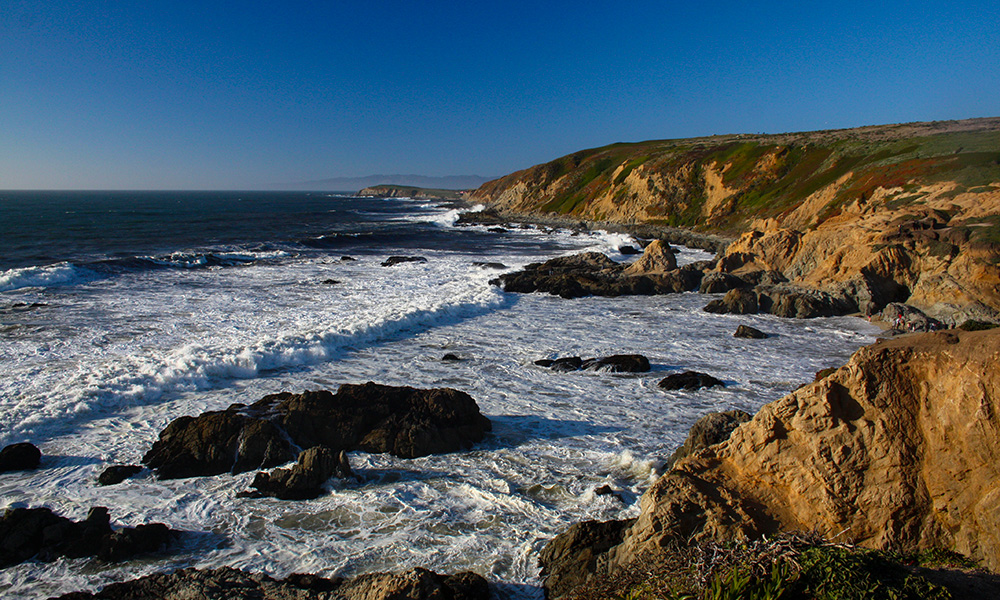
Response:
[541, 328, 1000, 597]
[143, 383, 491, 480]
[243, 446, 353, 500]
[53, 565, 489, 600]
[536, 354, 651, 373]
[657, 371, 725, 391]
[490, 247, 703, 299]
[0, 506, 172, 567]
[0, 442, 41, 472]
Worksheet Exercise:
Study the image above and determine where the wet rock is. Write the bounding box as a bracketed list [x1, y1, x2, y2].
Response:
[381, 256, 428, 267]
[733, 324, 768, 339]
[0, 506, 172, 567]
[758, 285, 857, 318]
[472, 261, 507, 270]
[98, 465, 144, 486]
[144, 383, 492, 479]
[666, 410, 752, 468]
[699, 272, 747, 294]
[623, 240, 677, 275]
[658, 371, 725, 391]
[581, 354, 651, 373]
[340, 256, 356, 261]
[618, 245, 641, 255]
[52, 565, 489, 600]
[441, 353, 463, 362]
[703, 288, 758, 314]
[538, 519, 635, 600]
[549, 357, 584, 372]
[320, 279, 340, 285]
[0, 442, 41, 473]
[244, 446, 352, 500]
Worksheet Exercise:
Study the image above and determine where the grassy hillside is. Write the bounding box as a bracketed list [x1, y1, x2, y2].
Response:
[472, 117, 1000, 236]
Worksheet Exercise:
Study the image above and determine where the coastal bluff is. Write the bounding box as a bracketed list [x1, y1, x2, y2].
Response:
[470, 117, 1000, 324]
[540, 327, 1000, 598]
[357, 184, 468, 200]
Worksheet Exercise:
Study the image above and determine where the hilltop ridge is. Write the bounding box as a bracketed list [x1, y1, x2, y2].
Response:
[471, 117, 1000, 321]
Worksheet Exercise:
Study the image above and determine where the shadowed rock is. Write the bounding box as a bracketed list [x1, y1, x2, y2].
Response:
[658, 371, 725, 391]
[51, 565, 490, 600]
[0, 442, 41, 472]
[381, 256, 428, 267]
[143, 383, 492, 480]
[537, 355, 650, 373]
[0, 506, 172, 567]
[538, 519, 635, 599]
[733, 324, 768, 339]
[666, 410, 752, 468]
[98, 465, 144, 486]
[243, 446, 353, 500]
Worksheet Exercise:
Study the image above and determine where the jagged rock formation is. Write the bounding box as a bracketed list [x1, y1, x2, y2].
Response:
[143, 383, 492, 479]
[0, 506, 172, 567]
[52, 565, 489, 600]
[471, 118, 1000, 322]
[541, 328, 1000, 598]
[243, 446, 353, 500]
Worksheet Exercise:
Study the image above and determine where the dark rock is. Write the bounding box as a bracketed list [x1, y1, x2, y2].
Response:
[472, 261, 507, 269]
[618, 245, 641, 255]
[441, 353, 463, 362]
[658, 371, 725, 391]
[144, 383, 492, 479]
[244, 446, 352, 500]
[759, 285, 857, 318]
[534, 359, 555, 368]
[581, 354, 651, 373]
[538, 519, 635, 600]
[0, 506, 172, 567]
[0, 442, 41, 472]
[320, 279, 340, 285]
[666, 410, 752, 468]
[699, 272, 747, 294]
[340, 256, 356, 261]
[381, 256, 428, 267]
[594, 485, 625, 503]
[733, 324, 768, 339]
[736, 270, 787, 286]
[550, 357, 584, 372]
[959, 320, 998, 331]
[51, 565, 489, 600]
[703, 288, 759, 314]
[488, 227, 507, 233]
[98, 465, 143, 486]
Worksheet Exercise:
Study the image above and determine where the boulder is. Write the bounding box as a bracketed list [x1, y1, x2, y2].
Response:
[381, 256, 428, 267]
[665, 410, 752, 468]
[581, 355, 651, 373]
[623, 240, 677, 275]
[538, 355, 650, 373]
[733, 324, 768, 339]
[757, 284, 857, 318]
[618, 245, 641, 255]
[144, 383, 492, 479]
[703, 288, 758, 314]
[0, 442, 41, 472]
[244, 446, 352, 500]
[52, 565, 489, 600]
[98, 465, 144, 486]
[0, 506, 171, 567]
[658, 371, 725, 391]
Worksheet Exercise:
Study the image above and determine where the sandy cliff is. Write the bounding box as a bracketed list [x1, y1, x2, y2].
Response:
[471, 118, 1000, 320]
[542, 328, 1000, 597]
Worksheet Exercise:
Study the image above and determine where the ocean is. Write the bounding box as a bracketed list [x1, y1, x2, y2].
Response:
[0, 191, 880, 598]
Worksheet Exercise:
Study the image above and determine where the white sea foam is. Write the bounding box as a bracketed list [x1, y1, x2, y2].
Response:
[0, 262, 94, 292]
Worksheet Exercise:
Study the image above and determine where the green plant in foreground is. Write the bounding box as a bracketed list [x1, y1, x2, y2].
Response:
[795, 546, 951, 600]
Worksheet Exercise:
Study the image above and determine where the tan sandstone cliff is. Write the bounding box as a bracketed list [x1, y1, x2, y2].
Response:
[548, 328, 1000, 597]
[472, 118, 1000, 321]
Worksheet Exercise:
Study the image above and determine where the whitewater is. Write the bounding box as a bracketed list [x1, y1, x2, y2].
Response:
[0, 192, 880, 598]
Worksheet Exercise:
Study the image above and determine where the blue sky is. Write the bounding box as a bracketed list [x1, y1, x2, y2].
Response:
[2, 1, 998, 189]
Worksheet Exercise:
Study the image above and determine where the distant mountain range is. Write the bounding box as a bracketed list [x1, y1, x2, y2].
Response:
[281, 174, 497, 192]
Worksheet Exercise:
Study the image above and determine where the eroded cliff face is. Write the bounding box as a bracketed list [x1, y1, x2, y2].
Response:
[577, 329, 1000, 593]
[472, 118, 1000, 318]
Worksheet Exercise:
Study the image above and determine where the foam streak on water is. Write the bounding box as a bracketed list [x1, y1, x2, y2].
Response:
[0, 195, 880, 599]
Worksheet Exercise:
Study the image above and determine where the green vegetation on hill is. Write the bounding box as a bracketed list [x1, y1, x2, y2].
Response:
[475, 118, 1000, 235]
[357, 185, 466, 200]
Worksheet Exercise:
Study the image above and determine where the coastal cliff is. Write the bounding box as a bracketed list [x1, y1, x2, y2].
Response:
[471, 118, 1000, 321]
[542, 327, 1000, 598]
